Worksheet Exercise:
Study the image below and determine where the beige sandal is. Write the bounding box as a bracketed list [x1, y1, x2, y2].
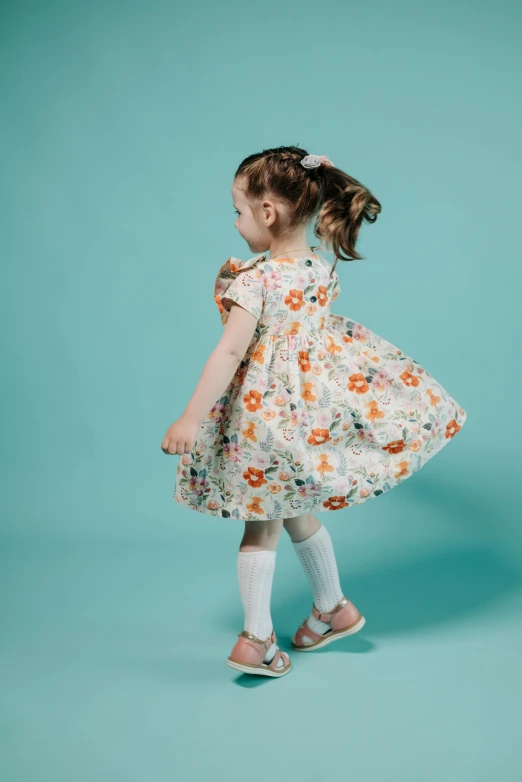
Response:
[292, 596, 366, 651]
[227, 629, 292, 677]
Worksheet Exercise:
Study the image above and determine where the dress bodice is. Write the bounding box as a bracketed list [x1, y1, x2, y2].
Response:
[214, 252, 341, 338]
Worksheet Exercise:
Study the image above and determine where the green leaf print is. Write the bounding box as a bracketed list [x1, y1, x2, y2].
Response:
[337, 452, 348, 476]
[272, 500, 283, 517]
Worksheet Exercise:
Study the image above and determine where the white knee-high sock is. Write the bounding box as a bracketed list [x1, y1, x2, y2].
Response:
[291, 524, 344, 637]
[237, 549, 284, 668]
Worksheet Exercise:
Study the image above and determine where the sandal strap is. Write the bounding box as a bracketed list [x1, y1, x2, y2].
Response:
[239, 629, 275, 650]
[268, 648, 286, 670]
[312, 596, 348, 623]
[294, 620, 325, 645]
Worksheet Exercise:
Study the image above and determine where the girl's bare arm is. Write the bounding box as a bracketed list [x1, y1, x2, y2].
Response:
[161, 304, 259, 455]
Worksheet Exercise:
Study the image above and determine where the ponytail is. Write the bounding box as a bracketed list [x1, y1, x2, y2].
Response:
[314, 168, 382, 271]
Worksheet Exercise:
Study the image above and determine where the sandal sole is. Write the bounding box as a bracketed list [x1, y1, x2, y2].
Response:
[292, 614, 366, 651]
[226, 658, 292, 677]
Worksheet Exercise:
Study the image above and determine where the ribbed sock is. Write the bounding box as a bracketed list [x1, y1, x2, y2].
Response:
[291, 524, 344, 642]
[237, 549, 284, 669]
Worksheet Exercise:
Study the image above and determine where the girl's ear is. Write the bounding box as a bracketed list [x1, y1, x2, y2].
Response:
[261, 199, 278, 228]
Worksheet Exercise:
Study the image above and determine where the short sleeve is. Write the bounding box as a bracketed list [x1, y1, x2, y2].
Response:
[220, 268, 265, 320]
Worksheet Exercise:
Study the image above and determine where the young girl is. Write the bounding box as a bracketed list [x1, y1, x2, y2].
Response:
[161, 146, 467, 678]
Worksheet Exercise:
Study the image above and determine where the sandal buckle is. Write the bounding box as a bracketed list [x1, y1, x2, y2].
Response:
[314, 596, 348, 623]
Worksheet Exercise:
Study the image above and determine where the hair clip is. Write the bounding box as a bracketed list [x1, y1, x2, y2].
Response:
[300, 154, 334, 169]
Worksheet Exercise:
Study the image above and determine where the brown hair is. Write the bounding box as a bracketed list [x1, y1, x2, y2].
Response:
[235, 145, 382, 273]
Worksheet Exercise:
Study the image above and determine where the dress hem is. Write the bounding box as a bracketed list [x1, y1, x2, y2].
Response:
[172, 418, 466, 521]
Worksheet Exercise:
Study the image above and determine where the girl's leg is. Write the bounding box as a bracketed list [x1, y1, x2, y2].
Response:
[283, 512, 358, 644]
[237, 518, 285, 668]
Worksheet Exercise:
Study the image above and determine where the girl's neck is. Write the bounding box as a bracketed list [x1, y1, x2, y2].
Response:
[268, 242, 314, 261]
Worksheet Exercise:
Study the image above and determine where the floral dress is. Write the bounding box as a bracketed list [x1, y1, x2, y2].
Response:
[173, 252, 467, 521]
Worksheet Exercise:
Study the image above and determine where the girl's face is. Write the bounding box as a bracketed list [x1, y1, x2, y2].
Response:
[232, 178, 287, 254]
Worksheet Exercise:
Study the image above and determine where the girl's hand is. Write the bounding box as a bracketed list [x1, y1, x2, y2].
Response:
[161, 416, 200, 455]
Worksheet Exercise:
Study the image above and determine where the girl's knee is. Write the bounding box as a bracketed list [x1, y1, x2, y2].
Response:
[282, 513, 322, 542]
[240, 518, 284, 550]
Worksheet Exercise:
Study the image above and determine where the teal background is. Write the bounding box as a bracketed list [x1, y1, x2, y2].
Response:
[1, 0, 521, 780]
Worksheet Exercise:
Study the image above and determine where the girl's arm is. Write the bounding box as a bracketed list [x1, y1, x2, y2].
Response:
[161, 303, 259, 455]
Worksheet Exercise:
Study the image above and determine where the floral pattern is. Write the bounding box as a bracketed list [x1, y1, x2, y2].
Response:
[173, 252, 467, 521]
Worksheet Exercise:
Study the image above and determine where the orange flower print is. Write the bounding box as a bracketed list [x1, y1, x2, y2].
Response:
[284, 321, 302, 335]
[323, 496, 349, 510]
[214, 293, 225, 314]
[348, 373, 370, 394]
[207, 499, 222, 510]
[382, 438, 407, 454]
[243, 389, 263, 412]
[268, 483, 282, 494]
[298, 350, 311, 372]
[409, 439, 422, 451]
[394, 460, 410, 479]
[301, 381, 317, 403]
[400, 370, 420, 388]
[427, 387, 441, 406]
[317, 453, 334, 473]
[246, 496, 265, 514]
[364, 400, 385, 422]
[243, 466, 268, 488]
[445, 419, 461, 438]
[317, 285, 328, 306]
[242, 421, 257, 442]
[237, 366, 250, 385]
[307, 428, 331, 446]
[262, 409, 277, 420]
[363, 349, 380, 364]
[252, 344, 267, 364]
[284, 289, 305, 311]
[325, 334, 342, 354]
